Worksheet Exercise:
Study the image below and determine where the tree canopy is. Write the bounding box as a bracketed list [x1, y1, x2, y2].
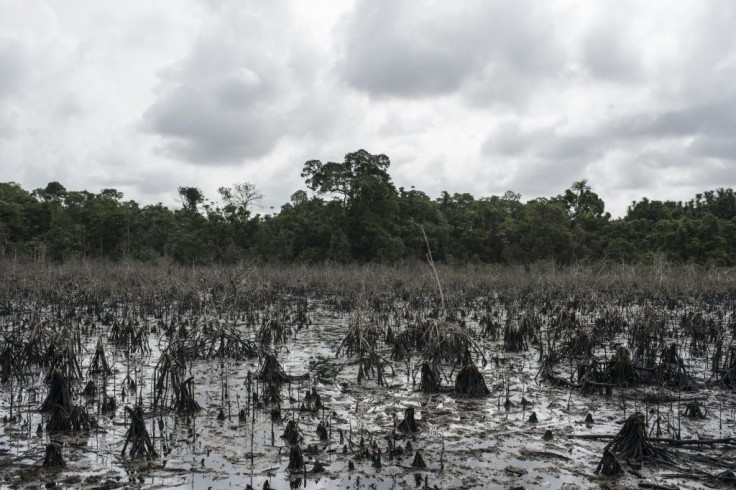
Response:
[2, 150, 735, 266]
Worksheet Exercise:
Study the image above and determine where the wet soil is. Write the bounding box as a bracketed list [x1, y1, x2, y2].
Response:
[1, 300, 734, 489]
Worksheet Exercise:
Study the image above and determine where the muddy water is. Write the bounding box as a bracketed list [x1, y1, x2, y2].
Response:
[1, 301, 735, 489]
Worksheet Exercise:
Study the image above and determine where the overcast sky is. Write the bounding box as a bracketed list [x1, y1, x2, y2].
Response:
[1, 0, 735, 217]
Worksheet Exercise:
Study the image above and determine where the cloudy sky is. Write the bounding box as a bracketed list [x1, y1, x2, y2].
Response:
[1, 0, 735, 217]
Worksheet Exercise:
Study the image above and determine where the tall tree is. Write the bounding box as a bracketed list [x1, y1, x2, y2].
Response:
[301, 149, 394, 204]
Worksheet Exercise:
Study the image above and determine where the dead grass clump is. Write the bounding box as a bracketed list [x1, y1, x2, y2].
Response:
[630, 307, 666, 365]
[680, 311, 711, 356]
[257, 310, 291, 347]
[578, 360, 610, 395]
[480, 313, 502, 340]
[593, 309, 626, 342]
[201, 321, 259, 360]
[338, 309, 393, 386]
[46, 335, 83, 381]
[419, 318, 484, 367]
[563, 329, 595, 358]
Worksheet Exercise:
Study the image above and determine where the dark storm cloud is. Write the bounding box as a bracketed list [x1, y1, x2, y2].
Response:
[337, 1, 478, 97]
[338, 0, 560, 100]
[482, 123, 607, 163]
[613, 97, 736, 141]
[141, 1, 304, 165]
[483, 93, 736, 191]
[144, 83, 281, 163]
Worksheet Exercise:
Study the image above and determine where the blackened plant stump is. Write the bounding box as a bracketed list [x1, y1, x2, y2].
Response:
[46, 404, 71, 431]
[595, 448, 621, 476]
[684, 400, 706, 419]
[121, 405, 157, 459]
[656, 343, 697, 389]
[454, 363, 490, 398]
[102, 393, 116, 413]
[88, 337, 112, 376]
[42, 442, 65, 468]
[282, 419, 302, 445]
[599, 412, 672, 469]
[257, 353, 294, 384]
[605, 346, 638, 385]
[398, 407, 419, 433]
[82, 380, 97, 397]
[503, 321, 527, 352]
[69, 405, 95, 430]
[174, 376, 200, 413]
[288, 445, 304, 471]
[316, 421, 328, 441]
[420, 362, 441, 393]
[41, 368, 72, 413]
[411, 450, 427, 469]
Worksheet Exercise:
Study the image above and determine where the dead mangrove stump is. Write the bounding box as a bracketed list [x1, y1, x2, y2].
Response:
[398, 407, 419, 434]
[282, 419, 302, 445]
[595, 448, 622, 476]
[683, 400, 706, 419]
[121, 405, 157, 459]
[288, 445, 304, 471]
[599, 412, 672, 470]
[42, 442, 65, 468]
[257, 353, 303, 384]
[88, 337, 112, 376]
[454, 363, 490, 398]
[41, 368, 72, 413]
[411, 450, 427, 469]
[420, 362, 441, 393]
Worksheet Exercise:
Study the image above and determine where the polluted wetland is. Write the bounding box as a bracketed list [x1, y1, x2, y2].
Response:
[1, 262, 736, 489]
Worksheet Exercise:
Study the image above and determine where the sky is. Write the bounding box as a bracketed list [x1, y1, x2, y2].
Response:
[1, 0, 735, 217]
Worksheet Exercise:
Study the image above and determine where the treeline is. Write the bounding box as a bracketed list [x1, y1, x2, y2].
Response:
[1, 150, 735, 265]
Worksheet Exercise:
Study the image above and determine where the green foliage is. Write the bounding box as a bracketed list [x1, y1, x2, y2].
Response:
[2, 152, 736, 266]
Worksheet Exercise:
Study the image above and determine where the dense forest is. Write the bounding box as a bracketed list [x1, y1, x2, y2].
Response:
[1, 150, 735, 265]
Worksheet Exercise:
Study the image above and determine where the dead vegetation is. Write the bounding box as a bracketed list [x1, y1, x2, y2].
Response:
[0, 260, 735, 488]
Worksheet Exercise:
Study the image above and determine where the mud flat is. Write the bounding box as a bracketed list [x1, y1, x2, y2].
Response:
[0, 261, 734, 489]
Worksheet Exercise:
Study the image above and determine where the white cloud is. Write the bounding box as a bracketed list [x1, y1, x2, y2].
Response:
[0, 0, 734, 217]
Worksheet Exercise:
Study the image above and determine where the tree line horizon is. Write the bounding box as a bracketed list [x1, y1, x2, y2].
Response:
[1, 149, 735, 266]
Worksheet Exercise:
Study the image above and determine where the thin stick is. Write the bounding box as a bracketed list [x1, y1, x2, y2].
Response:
[414, 221, 445, 316]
